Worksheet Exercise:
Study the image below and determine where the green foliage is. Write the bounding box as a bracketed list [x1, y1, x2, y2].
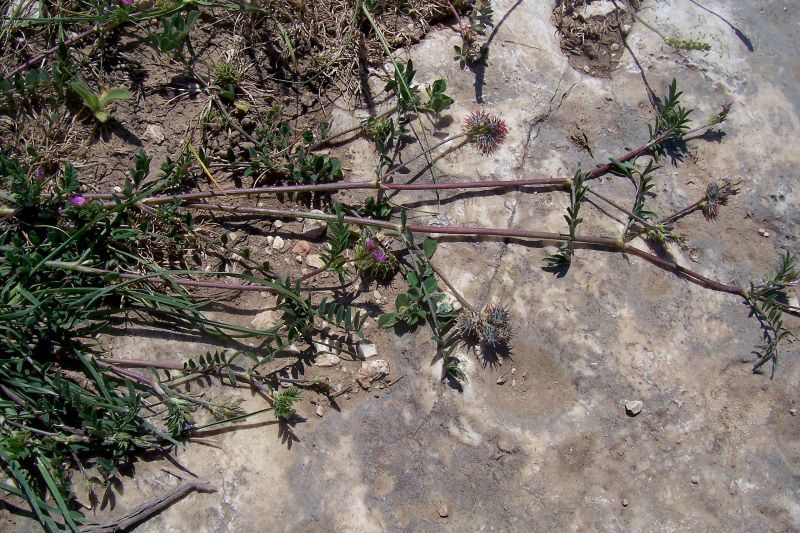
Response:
[69, 79, 132, 123]
[453, 3, 493, 68]
[321, 203, 352, 276]
[272, 387, 301, 420]
[424, 78, 454, 114]
[649, 78, 693, 148]
[665, 36, 711, 51]
[384, 59, 420, 113]
[614, 159, 658, 238]
[746, 251, 798, 377]
[152, 10, 199, 55]
[354, 197, 392, 220]
[213, 61, 240, 102]
[317, 299, 368, 339]
[544, 169, 588, 268]
[285, 148, 343, 185]
[444, 356, 466, 382]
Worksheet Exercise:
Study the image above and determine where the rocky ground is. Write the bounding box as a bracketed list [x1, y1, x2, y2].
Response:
[30, 0, 799, 531]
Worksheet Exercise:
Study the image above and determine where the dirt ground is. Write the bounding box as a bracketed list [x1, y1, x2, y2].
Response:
[5, 0, 800, 530]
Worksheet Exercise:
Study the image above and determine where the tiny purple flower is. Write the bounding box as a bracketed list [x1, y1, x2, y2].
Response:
[70, 195, 86, 207]
[371, 249, 388, 262]
[365, 238, 377, 252]
[118, 0, 135, 6]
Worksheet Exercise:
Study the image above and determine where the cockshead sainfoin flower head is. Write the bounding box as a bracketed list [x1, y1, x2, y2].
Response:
[463, 109, 508, 154]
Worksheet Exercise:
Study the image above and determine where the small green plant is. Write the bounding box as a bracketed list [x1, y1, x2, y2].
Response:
[544, 169, 588, 267]
[649, 78, 693, 149]
[272, 387, 301, 420]
[152, 10, 199, 55]
[69, 79, 132, 123]
[453, 1, 494, 68]
[665, 36, 712, 51]
[353, 233, 398, 284]
[424, 78, 455, 114]
[213, 60, 240, 101]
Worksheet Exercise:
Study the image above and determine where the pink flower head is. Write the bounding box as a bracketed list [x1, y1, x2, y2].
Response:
[70, 195, 86, 207]
[365, 238, 377, 252]
[371, 249, 388, 262]
[118, 0, 134, 6]
[463, 109, 508, 154]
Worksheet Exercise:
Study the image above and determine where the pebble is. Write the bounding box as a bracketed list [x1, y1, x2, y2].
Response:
[729, 480, 738, 495]
[291, 240, 312, 255]
[316, 405, 324, 417]
[624, 400, 643, 416]
[790, 408, 797, 416]
[306, 254, 326, 269]
[296, 255, 303, 263]
[497, 437, 516, 453]
[357, 340, 378, 359]
[227, 231, 240, 244]
[272, 236, 285, 251]
[438, 503, 449, 518]
[274, 220, 282, 229]
[691, 475, 699, 485]
[621, 24, 631, 35]
[610, 43, 619, 52]
[622, 498, 629, 507]
[302, 210, 328, 239]
[373, 290, 382, 301]
[583, 65, 591, 73]
[358, 359, 389, 387]
[496, 374, 509, 385]
[315, 353, 341, 367]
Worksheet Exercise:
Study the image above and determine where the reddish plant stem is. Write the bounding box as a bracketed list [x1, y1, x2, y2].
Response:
[83, 177, 567, 207]
[188, 203, 746, 295]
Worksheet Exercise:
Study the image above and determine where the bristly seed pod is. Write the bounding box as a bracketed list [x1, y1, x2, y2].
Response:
[463, 109, 509, 154]
[702, 178, 740, 220]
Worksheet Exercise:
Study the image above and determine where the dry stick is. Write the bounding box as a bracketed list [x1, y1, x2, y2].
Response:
[186, 203, 745, 295]
[80, 480, 217, 533]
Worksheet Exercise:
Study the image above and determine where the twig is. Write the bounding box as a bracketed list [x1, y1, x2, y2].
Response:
[80, 480, 217, 533]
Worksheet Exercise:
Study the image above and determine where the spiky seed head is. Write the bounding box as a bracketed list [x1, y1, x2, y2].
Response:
[463, 109, 508, 154]
[457, 311, 482, 343]
[702, 178, 739, 220]
[479, 304, 513, 346]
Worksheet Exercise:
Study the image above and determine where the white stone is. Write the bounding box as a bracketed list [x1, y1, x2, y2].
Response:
[315, 352, 341, 367]
[624, 400, 643, 416]
[302, 210, 328, 239]
[272, 236, 285, 250]
[356, 340, 378, 359]
[306, 254, 326, 269]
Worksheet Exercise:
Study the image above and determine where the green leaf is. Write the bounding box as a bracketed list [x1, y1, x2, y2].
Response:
[423, 237, 437, 258]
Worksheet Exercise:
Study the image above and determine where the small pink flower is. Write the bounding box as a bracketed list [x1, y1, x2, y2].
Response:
[70, 195, 86, 207]
[371, 249, 388, 262]
[365, 238, 377, 252]
[118, 0, 134, 6]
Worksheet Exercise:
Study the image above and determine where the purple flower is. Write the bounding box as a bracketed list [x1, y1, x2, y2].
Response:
[118, 0, 134, 6]
[463, 109, 509, 154]
[70, 195, 86, 207]
[365, 238, 377, 252]
[371, 249, 388, 262]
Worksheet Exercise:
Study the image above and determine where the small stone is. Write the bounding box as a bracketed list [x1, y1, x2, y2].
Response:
[729, 481, 737, 495]
[624, 400, 643, 416]
[691, 475, 699, 485]
[790, 408, 797, 416]
[227, 231, 240, 244]
[315, 352, 341, 367]
[272, 236, 285, 251]
[356, 340, 378, 359]
[296, 255, 303, 263]
[583, 65, 591, 73]
[438, 503, 449, 518]
[497, 437, 516, 453]
[267, 236, 274, 246]
[511, 367, 517, 376]
[610, 43, 620, 52]
[291, 240, 312, 255]
[373, 290, 382, 301]
[689, 248, 701, 263]
[302, 210, 328, 239]
[113, 186, 122, 193]
[144, 124, 166, 145]
[345, 393, 351, 400]
[316, 405, 324, 417]
[621, 24, 631, 35]
[274, 220, 283, 229]
[306, 254, 326, 269]
[621, 498, 629, 507]
[358, 359, 389, 387]
[251, 310, 278, 330]
[496, 374, 509, 385]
